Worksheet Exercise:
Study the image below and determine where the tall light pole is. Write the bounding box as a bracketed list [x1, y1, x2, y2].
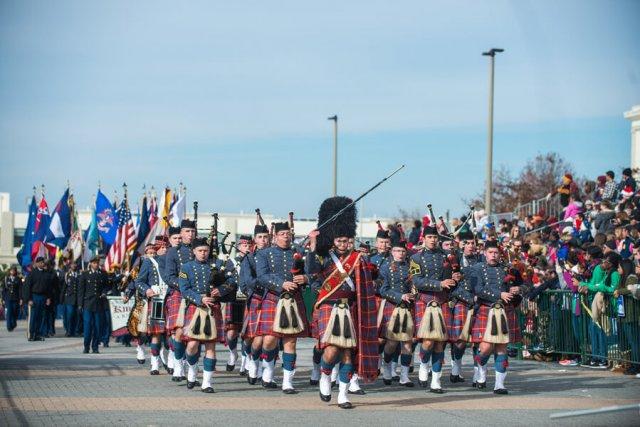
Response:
[482, 48, 504, 216]
[328, 115, 338, 196]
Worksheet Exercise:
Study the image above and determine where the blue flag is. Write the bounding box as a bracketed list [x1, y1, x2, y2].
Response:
[17, 196, 37, 268]
[96, 189, 118, 245]
[45, 188, 71, 247]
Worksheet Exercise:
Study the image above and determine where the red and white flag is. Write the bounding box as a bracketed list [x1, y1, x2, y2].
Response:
[105, 198, 137, 272]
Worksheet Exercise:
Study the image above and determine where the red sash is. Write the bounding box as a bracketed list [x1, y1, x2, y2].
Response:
[315, 250, 361, 309]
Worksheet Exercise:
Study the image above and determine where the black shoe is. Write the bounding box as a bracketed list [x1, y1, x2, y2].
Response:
[137, 359, 145, 365]
[166, 368, 174, 375]
[331, 381, 337, 389]
[150, 370, 160, 375]
[83, 349, 89, 354]
[392, 375, 400, 382]
[309, 379, 319, 386]
[202, 387, 214, 393]
[28, 337, 34, 342]
[124, 343, 132, 347]
[187, 381, 196, 389]
[34, 336, 45, 341]
[261, 380, 278, 389]
[419, 380, 429, 388]
[92, 349, 99, 354]
[400, 381, 415, 388]
[172, 376, 181, 382]
[248, 376, 257, 385]
[348, 389, 366, 395]
[450, 374, 465, 383]
[471, 382, 477, 388]
[338, 402, 354, 409]
[226, 364, 235, 372]
[65, 333, 71, 337]
[283, 388, 298, 394]
[103, 343, 109, 348]
[624, 366, 639, 375]
[239, 370, 247, 377]
[476, 382, 486, 389]
[179, 376, 187, 381]
[494, 388, 508, 395]
[383, 379, 392, 386]
[428, 371, 432, 378]
[409, 365, 414, 373]
[319, 391, 331, 402]
[430, 388, 444, 394]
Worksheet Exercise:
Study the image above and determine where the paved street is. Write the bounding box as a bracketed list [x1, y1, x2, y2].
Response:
[0, 319, 638, 426]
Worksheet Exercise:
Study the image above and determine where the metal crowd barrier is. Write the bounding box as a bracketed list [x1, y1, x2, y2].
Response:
[517, 290, 640, 366]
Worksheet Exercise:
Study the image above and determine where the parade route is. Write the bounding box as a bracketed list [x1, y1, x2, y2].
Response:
[0, 320, 638, 426]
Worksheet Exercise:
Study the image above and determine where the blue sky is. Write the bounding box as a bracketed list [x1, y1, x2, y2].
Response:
[1, 0, 638, 219]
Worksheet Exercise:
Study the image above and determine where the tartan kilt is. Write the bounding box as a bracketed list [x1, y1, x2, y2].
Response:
[314, 302, 358, 349]
[182, 303, 224, 343]
[165, 291, 184, 332]
[447, 301, 471, 342]
[242, 295, 263, 339]
[223, 300, 245, 332]
[254, 292, 310, 338]
[146, 300, 165, 335]
[414, 292, 451, 340]
[506, 305, 521, 343]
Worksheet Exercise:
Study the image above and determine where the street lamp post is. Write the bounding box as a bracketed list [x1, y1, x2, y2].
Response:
[328, 115, 338, 196]
[482, 48, 504, 216]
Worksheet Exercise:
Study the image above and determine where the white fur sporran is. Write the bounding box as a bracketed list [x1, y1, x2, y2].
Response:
[321, 302, 357, 348]
[482, 303, 509, 344]
[386, 303, 414, 342]
[272, 292, 305, 335]
[186, 306, 218, 341]
[416, 301, 448, 341]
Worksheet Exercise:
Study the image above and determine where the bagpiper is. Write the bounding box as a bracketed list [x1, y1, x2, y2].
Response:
[255, 221, 310, 393]
[409, 225, 457, 393]
[306, 196, 379, 409]
[179, 238, 236, 393]
[467, 240, 527, 394]
[446, 231, 476, 384]
[164, 221, 196, 382]
[239, 220, 271, 384]
[378, 240, 415, 387]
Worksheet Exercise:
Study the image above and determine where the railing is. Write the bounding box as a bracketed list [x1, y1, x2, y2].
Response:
[513, 194, 563, 220]
[517, 290, 639, 366]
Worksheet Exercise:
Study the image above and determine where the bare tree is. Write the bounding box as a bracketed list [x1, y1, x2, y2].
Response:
[463, 152, 576, 213]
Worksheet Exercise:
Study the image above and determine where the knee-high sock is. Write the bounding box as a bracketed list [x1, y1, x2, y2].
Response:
[494, 354, 508, 390]
[282, 352, 296, 372]
[227, 336, 238, 350]
[431, 351, 444, 373]
[338, 363, 354, 383]
[313, 346, 323, 365]
[400, 354, 412, 367]
[174, 341, 186, 360]
[202, 357, 216, 388]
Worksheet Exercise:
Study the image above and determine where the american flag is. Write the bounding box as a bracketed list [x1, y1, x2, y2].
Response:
[105, 198, 137, 272]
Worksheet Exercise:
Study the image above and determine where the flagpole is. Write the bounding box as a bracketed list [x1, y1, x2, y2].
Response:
[123, 182, 131, 272]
